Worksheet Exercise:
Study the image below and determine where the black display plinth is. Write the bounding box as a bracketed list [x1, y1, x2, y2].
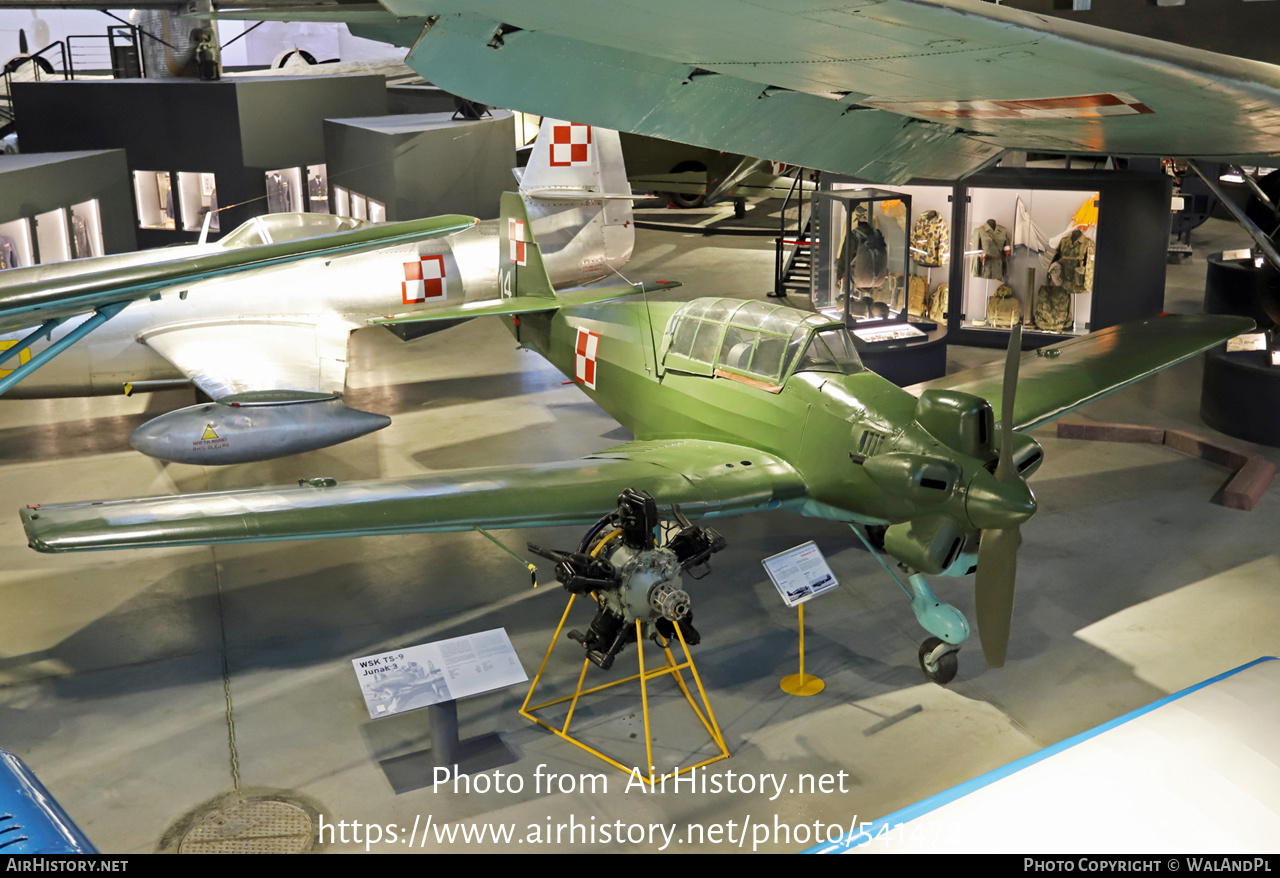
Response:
[1200, 251, 1280, 447]
[855, 332, 948, 386]
[1201, 346, 1280, 447]
[1205, 253, 1280, 331]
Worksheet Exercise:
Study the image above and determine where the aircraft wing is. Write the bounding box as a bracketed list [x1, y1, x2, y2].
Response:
[343, 1, 1280, 183]
[139, 320, 352, 397]
[907, 314, 1255, 432]
[0, 215, 477, 335]
[20, 440, 808, 553]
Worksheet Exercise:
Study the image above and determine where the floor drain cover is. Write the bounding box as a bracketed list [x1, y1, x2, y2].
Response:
[179, 797, 314, 854]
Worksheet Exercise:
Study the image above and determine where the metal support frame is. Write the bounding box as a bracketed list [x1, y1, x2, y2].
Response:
[0, 302, 128, 396]
[518, 596, 729, 788]
[1187, 161, 1280, 273]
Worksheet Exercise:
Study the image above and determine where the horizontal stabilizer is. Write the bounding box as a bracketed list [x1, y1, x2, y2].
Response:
[910, 315, 1255, 431]
[368, 281, 678, 326]
[20, 440, 805, 553]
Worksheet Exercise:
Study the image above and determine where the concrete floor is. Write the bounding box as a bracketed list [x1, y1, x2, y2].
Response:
[0, 216, 1277, 853]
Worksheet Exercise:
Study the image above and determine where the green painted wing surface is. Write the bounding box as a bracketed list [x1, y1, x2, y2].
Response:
[909, 315, 1255, 432]
[370, 2, 1280, 182]
[20, 440, 807, 553]
[0, 215, 477, 333]
[368, 282, 679, 325]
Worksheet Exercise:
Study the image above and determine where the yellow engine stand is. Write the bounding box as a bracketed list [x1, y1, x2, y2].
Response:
[518, 595, 730, 788]
[780, 602, 825, 696]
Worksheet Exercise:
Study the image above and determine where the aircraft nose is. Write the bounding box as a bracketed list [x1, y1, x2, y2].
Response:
[965, 468, 1036, 530]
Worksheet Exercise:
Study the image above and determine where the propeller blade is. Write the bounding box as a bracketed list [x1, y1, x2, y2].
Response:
[995, 323, 1022, 483]
[975, 525, 1021, 667]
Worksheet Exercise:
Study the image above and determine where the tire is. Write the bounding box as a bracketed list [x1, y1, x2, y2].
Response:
[918, 636, 958, 685]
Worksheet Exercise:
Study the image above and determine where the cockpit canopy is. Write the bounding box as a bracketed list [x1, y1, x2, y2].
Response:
[218, 213, 368, 250]
[662, 298, 862, 389]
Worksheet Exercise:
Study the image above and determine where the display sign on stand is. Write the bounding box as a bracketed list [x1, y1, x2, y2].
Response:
[762, 542, 838, 696]
[352, 628, 527, 793]
[762, 541, 839, 607]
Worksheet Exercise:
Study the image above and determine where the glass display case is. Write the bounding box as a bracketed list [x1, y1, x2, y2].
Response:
[33, 207, 70, 264]
[69, 200, 105, 258]
[0, 218, 34, 269]
[810, 188, 912, 326]
[961, 186, 1099, 337]
[176, 172, 219, 233]
[133, 170, 175, 230]
[265, 167, 303, 213]
[306, 164, 330, 214]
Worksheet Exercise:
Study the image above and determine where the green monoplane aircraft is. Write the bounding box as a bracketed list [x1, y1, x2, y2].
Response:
[19, 193, 1251, 680]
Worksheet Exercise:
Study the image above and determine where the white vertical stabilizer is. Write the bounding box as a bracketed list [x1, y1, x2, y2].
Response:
[520, 118, 634, 286]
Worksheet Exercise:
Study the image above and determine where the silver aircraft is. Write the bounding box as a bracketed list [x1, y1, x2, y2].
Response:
[0, 116, 635, 465]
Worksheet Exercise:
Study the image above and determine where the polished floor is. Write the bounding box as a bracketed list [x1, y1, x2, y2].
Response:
[0, 216, 1276, 853]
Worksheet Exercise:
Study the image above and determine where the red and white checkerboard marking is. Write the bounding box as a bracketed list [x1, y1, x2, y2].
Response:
[863, 92, 1154, 121]
[549, 123, 592, 167]
[575, 327, 600, 390]
[508, 218, 527, 266]
[402, 255, 446, 304]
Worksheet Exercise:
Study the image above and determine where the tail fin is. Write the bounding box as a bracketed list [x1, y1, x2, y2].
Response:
[520, 118, 634, 286]
[369, 193, 677, 328]
[499, 191, 555, 300]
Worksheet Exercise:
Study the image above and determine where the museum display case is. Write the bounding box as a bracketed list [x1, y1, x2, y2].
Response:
[174, 172, 219, 233]
[960, 186, 1098, 338]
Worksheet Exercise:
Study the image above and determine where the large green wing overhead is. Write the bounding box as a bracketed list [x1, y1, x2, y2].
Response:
[908, 315, 1255, 432]
[20, 440, 807, 553]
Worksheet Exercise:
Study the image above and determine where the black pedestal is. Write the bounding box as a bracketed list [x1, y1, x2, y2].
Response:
[1201, 346, 1280, 447]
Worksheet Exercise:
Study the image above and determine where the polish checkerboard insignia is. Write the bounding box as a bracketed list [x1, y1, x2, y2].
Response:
[575, 327, 600, 390]
[402, 255, 446, 304]
[550, 123, 592, 167]
[508, 218, 527, 265]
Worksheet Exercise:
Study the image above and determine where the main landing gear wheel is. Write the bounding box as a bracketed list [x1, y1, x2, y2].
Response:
[918, 636, 958, 685]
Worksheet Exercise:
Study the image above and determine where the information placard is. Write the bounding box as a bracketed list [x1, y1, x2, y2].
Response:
[351, 628, 528, 719]
[762, 541, 839, 607]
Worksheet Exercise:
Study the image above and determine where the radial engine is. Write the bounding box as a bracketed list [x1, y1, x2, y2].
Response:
[528, 488, 726, 670]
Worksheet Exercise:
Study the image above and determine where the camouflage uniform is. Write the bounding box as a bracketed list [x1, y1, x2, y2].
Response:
[970, 221, 1011, 279]
[1033, 263, 1072, 331]
[909, 210, 949, 267]
[1053, 230, 1093, 296]
[986, 283, 1022, 328]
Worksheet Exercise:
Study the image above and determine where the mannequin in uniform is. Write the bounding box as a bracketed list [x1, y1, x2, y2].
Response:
[1053, 229, 1093, 296]
[971, 218, 1011, 279]
[910, 209, 949, 267]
